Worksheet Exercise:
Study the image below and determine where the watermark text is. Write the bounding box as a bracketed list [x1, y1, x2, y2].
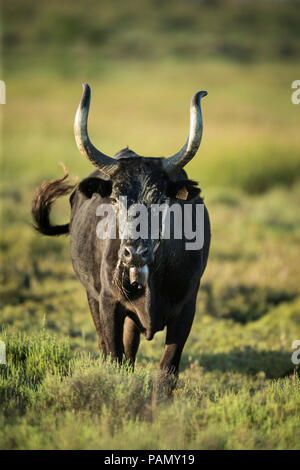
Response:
[0, 80, 6, 104]
[291, 80, 300, 104]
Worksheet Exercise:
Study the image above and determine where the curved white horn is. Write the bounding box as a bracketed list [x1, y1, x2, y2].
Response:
[162, 90, 207, 174]
[74, 83, 117, 176]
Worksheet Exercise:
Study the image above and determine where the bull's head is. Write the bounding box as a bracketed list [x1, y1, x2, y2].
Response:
[74, 84, 206, 297]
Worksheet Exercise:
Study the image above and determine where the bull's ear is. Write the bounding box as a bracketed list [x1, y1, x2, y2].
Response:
[167, 180, 201, 201]
[78, 178, 112, 199]
[69, 189, 76, 207]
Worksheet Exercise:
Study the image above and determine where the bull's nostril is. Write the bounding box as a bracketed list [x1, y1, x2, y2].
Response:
[123, 245, 150, 265]
[141, 247, 148, 258]
[124, 247, 132, 260]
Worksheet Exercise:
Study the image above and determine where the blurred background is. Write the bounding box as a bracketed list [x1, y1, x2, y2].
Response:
[0, 0, 300, 449]
[2, 0, 300, 190]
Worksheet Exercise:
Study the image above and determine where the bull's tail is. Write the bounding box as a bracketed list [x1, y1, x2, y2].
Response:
[32, 164, 77, 236]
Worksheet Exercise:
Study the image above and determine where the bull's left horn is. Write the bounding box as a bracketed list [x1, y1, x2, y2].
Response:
[74, 83, 118, 176]
[162, 91, 207, 174]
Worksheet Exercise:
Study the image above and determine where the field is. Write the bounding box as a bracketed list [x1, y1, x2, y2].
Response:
[1, 0, 300, 450]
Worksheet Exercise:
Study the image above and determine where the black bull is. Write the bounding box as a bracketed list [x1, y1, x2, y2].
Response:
[32, 84, 211, 378]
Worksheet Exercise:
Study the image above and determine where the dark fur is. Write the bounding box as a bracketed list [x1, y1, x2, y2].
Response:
[32, 150, 211, 381]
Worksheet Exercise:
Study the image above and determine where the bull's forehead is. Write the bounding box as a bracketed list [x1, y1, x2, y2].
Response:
[112, 157, 169, 204]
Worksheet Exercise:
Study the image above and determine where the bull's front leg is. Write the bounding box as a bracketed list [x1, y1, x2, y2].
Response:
[98, 293, 125, 364]
[159, 299, 196, 388]
[87, 292, 107, 357]
[123, 316, 140, 369]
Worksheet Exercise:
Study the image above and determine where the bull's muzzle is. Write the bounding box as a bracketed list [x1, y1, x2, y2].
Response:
[129, 265, 149, 289]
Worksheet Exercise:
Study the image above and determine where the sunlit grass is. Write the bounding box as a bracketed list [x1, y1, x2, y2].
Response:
[0, 328, 299, 450]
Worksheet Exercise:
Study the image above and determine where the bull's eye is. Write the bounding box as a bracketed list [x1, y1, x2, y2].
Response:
[152, 190, 160, 201]
[116, 183, 127, 193]
[148, 188, 161, 203]
[110, 197, 118, 205]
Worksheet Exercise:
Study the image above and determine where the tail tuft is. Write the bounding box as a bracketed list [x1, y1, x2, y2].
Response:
[32, 164, 77, 236]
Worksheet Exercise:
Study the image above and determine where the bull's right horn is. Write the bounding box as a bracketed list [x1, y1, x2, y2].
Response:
[74, 83, 118, 176]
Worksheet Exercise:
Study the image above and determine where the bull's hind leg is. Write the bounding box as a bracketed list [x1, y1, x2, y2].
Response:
[86, 292, 107, 357]
[123, 316, 140, 369]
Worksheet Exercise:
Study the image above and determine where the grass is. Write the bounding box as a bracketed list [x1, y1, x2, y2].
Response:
[1, 0, 300, 451]
[0, 329, 299, 450]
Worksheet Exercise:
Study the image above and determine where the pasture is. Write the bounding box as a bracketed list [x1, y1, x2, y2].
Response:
[1, 0, 300, 450]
